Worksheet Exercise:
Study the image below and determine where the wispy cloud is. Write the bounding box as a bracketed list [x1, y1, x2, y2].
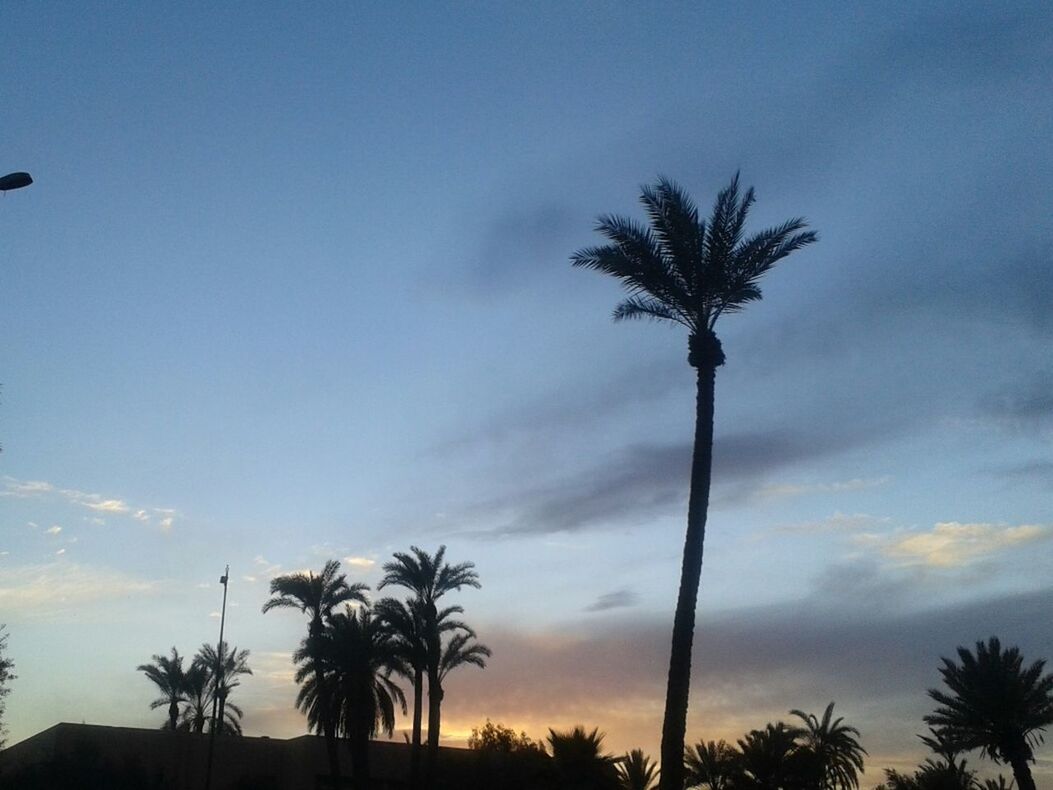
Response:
[756, 476, 892, 500]
[584, 588, 638, 612]
[2, 477, 177, 531]
[863, 521, 1052, 568]
[776, 512, 889, 535]
[46, 525, 63, 535]
[0, 562, 155, 618]
[343, 556, 376, 570]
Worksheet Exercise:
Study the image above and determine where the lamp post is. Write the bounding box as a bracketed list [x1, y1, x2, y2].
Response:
[0, 172, 33, 192]
[204, 565, 229, 790]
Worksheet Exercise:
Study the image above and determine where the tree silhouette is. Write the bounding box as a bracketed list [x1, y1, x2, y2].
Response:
[790, 702, 867, 789]
[197, 641, 251, 735]
[0, 625, 15, 749]
[137, 647, 188, 731]
[735, 722, 816, 789]
[294, 605, 406, 790]
[572, 175, 816, 790]
[684, 739, 737, 790]
[262, 559, 368, 781]
[925, 637, 1053, 790]
[547, 726, 621, 790]
[431, 631, 490, 756]
[378, 545, 480, 786]
[617, 748, 658, 790]
[179, 660, 213, 733]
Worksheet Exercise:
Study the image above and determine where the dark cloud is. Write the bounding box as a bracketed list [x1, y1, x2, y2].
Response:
[584, 588, 638, 613]
[989, 459, 1053, 484]
[978, 371, 1053, 431]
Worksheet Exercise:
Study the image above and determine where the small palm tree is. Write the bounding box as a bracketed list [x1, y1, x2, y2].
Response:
[547, 726, 621, 790]
[925, 637, 1053, 790]
[378, 545, 480, 785]
[430, 631, 490, 755]
[197, 641, 251, 735]
[684, 739, 737, 790]
[573, 176, 816, 790]
[735, 722, 815, 789]
[790, 702, 867, 789]
[137, 647, 188, 730]
[295, 605, 406, 790]
[180, 660, 213, 733]
[263, 559, 369, 781]
[617, 748, 658, 790]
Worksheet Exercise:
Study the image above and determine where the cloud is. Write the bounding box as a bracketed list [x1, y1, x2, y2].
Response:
[55, 548, 66, 556]
[584, 588, 638, 612]
[46, 525, 63, 535]
[755, 476, 892, 500]
[865, 522, 1052, 568]
[979, 372, 1053, 434]
[1, 478, 54, 497]
[776, 512, 888, 535]
[0, 562, 155, 618]
[133, 509, 150, 522]
[344, 556, 376, 569]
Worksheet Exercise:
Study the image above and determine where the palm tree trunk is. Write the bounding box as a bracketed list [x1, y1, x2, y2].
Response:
[1008, 751, 1036, 790]
[168, 699, 179, 731]
[411, 667, 423, 788]
[658, 334, 720, 790]
[317, 667, 342, 784]
[425, 668, 443, 789]
[349, 728, 370, 790]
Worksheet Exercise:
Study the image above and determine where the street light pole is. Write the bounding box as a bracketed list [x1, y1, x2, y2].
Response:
[204, 565, 229, 790]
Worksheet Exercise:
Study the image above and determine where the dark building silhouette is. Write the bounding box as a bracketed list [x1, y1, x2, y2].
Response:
[0, 723, 480, 789]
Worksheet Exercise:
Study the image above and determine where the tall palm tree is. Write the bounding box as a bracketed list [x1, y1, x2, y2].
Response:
[197, 641, 252, 735]
[790, 702, 867, 789]
[431, 631, 490, 756]
[378, 545, 480, 784]
[925, 637, 1053, 790]
[618, 748, 659, 790]
[263, 559, 369, 781]
[137, 647, 188, 731]
[295, 606, 407, 790]
[572, 176, 816, 790]
[374, 596, 470, 787]
[684, 739, 737, 790]
[547, 726, 621, 790]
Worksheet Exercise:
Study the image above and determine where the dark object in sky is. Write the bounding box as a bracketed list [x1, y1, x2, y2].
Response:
[0, 172, 32, 192]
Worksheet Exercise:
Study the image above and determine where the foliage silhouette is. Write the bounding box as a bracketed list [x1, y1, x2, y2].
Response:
[546, 726, 621, 790]
[468, 719, 546, 755]
[263, 559, 368, 781]
[0, 625, 15, 749]
[431, 630, 490, 759]
[734, 721, 817, 789]
[294, 605, 406, 790]
[197, 641, 252, 735]
[179, 659, 213, 733]
[684, 739, 737, 790]
[790, 701, 867, 789]
[572, 175, 816, 790]
[375, 594, 471, 787]
[925, 637, 1053, 790]
[617, 748, 658, 790]
[136, 647, 188, 731]
[378, 545, 481, 787]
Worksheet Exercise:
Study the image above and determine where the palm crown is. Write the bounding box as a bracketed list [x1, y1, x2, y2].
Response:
[137, 647, 188, 730]
[926, 637, 1053, 767]
[791, 702, 867, 790]
[378, 545, 480, 607]
[262, 559, 369, 636]
[571, 175, 816, 344]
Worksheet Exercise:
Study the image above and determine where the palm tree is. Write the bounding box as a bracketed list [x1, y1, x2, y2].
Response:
[378, 545, 480, 784]
[180, 659, 213, 733]
[790, 702, 867, 789]
[572, 175, 816, 790]
[735, 722, 816, 789]
[547, 726, 621, 790]
[295, 606, 407, 790]
[431, 631, 490, 757]
[197, 641, 252, 735]
[684, 739, 737, 790]
[374, 596, 471, 787]
[925, 637, 1053, 790]
[137, 647, 188, 731]
[618, 748, 658, 790]
[263, 559, 369, 781]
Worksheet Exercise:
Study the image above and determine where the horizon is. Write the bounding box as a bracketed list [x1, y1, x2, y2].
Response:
[2, 3, 1052, 787]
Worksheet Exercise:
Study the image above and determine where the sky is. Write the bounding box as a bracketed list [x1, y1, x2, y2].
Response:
[2, 2, 1052, 785]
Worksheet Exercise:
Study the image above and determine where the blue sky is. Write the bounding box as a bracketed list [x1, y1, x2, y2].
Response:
[2, 2, 1052, 783]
